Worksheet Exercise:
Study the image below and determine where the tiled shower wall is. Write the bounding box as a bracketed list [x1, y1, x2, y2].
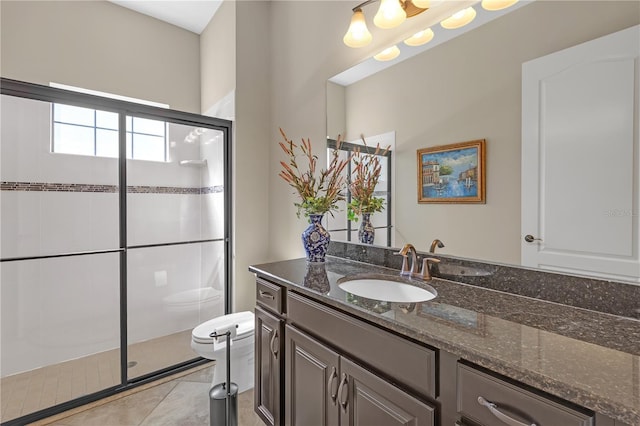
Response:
[0, 94, 226, 377]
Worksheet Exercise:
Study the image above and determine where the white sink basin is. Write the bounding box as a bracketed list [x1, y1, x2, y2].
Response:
[338, 275, 437, 303]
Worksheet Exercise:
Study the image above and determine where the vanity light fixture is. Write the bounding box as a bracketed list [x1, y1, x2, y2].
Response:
[404, 28, 434, 46]
[343, 0, 430, 48]
[343, 8, 373, 47]
[481, 0, 518, 11]
[374, 45, 401, 61]
[440, 6, 477, 29]
[374, 0, 407, 29]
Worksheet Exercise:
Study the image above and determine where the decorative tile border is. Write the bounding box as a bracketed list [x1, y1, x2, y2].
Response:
[1, 181, 223, 195]
[127, 185, 200, 195]
[201, 186, 224, 194]
[1, 182, 118, 192]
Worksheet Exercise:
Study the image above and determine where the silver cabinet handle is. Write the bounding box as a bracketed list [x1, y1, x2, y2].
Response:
[336, 373, 349, 411]
[269, 330, 279, 358]
[524, 234, 542, 243]
[259, 290, 275, 300]
[327, 367, 338, 405]
[477, 397, 537, 426]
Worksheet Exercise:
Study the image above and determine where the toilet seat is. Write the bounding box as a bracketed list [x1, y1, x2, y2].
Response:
[192, 311, 254, 344]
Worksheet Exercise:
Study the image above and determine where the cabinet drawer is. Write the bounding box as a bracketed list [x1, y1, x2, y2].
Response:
[256, 278, 285, 314]
[287, 291, 436, 398]
[457, 363, 594, 426]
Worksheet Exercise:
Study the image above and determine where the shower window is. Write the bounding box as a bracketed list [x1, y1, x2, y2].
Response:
[52, 103, 168, 161]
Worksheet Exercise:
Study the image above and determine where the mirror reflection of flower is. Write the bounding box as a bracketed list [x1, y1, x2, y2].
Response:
[348, 136, 390, 222]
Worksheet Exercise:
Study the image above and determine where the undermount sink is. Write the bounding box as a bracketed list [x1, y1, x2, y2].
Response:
[337, 274, 437, 303]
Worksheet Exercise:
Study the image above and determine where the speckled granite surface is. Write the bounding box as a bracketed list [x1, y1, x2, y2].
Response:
[249, 256, 640, 425]
[328, 241, 640, 320]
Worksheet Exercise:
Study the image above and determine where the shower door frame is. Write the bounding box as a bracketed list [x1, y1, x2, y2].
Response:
[0, 77, 233, 426]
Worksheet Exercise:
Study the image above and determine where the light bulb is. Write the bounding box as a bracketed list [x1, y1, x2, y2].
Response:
[440, 6, 476, 29]
[481, 0, 518, 11]
[404, 28, 434, 47]
[413, 0, 444, 8]
[343, 9, 373, 48]
[411, 0, 430, 8]
[374, 45, 401, 61]
[374, 0, 406, 29]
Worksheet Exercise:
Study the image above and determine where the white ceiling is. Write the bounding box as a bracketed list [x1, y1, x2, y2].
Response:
[109, 1, 222, 34]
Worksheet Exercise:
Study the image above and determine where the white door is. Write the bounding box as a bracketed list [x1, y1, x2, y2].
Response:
[522, 25, 640, 282]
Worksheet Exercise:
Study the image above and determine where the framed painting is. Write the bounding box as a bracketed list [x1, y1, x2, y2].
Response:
[417, 139, 486, 203]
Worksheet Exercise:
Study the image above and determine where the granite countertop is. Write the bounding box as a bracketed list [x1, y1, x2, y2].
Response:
[249, 256, 640, 426]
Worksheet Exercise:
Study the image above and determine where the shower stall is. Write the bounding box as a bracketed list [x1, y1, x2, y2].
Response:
[0, 79, 232, 425]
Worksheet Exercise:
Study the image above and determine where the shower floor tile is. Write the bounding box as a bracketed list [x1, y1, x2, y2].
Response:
[34, 365, 263, 426]
[1, 329, 198, 424]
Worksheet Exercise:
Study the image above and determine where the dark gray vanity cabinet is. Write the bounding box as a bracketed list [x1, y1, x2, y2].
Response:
[456, 363, 594, 426]
[255, 306, 284, 426]
[285, 323, 435, 426]
[285, 291, 436, 426]
[253, 274, 622, 426]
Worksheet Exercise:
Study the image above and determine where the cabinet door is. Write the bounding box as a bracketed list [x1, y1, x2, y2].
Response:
[255, 306, 284, 426]
[285, 325, 340, 426]
[338, 357, 435, 426]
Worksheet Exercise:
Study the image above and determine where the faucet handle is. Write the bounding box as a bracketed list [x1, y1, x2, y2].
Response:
[421, 257, 441, 280]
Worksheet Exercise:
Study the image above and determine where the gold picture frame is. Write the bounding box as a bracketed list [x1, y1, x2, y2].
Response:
[417, 139, 486, 203]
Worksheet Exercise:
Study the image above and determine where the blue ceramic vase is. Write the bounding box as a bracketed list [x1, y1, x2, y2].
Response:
[358, 213, 375, 245]
[302, 214, 330, 263]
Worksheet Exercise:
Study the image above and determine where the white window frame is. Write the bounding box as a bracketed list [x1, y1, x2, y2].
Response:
[51, 103, 169, 162]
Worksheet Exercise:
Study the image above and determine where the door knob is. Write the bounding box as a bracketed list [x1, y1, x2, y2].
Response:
[524, 234, 542, 243]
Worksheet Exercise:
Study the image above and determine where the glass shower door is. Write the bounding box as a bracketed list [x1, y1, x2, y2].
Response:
[126, 119, 227, 379]
[0, 95, 121, 422]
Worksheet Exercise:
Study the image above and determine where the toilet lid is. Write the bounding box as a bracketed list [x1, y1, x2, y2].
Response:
[192, 311, 255, 344]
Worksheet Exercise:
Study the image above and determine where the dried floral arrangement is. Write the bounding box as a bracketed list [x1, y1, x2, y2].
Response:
[278, 128, 350, 218]
[348, 136, 390, 222]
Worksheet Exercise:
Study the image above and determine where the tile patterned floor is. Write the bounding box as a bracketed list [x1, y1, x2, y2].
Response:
[1, 330, 218, 424]
[34, 364, 263, 426]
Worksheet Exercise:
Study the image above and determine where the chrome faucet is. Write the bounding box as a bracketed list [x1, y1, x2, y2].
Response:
[397, 243, 441, 280]
[429, 239, 445, 253]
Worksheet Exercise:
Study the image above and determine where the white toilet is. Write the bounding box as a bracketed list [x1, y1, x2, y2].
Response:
[191, 311, 255, 393]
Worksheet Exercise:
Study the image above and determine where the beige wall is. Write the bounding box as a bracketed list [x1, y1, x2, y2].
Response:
[320, 1, 639, 264]
[267, 1, 359, 262]
[200, 0, 235, 114]
[0, 1, 200, 112]
[3, 0, 638, 310]
[326, 81, 346, 139]
[232, 1, 271, 312]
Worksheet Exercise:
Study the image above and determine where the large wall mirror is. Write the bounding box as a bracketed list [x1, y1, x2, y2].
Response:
[327, 0, 640, 283]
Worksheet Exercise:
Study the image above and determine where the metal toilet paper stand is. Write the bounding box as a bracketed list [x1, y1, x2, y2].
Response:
[209, 324, 238, 426]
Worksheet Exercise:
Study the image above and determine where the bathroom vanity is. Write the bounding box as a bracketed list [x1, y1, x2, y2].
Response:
[249, 251, 639, 426]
